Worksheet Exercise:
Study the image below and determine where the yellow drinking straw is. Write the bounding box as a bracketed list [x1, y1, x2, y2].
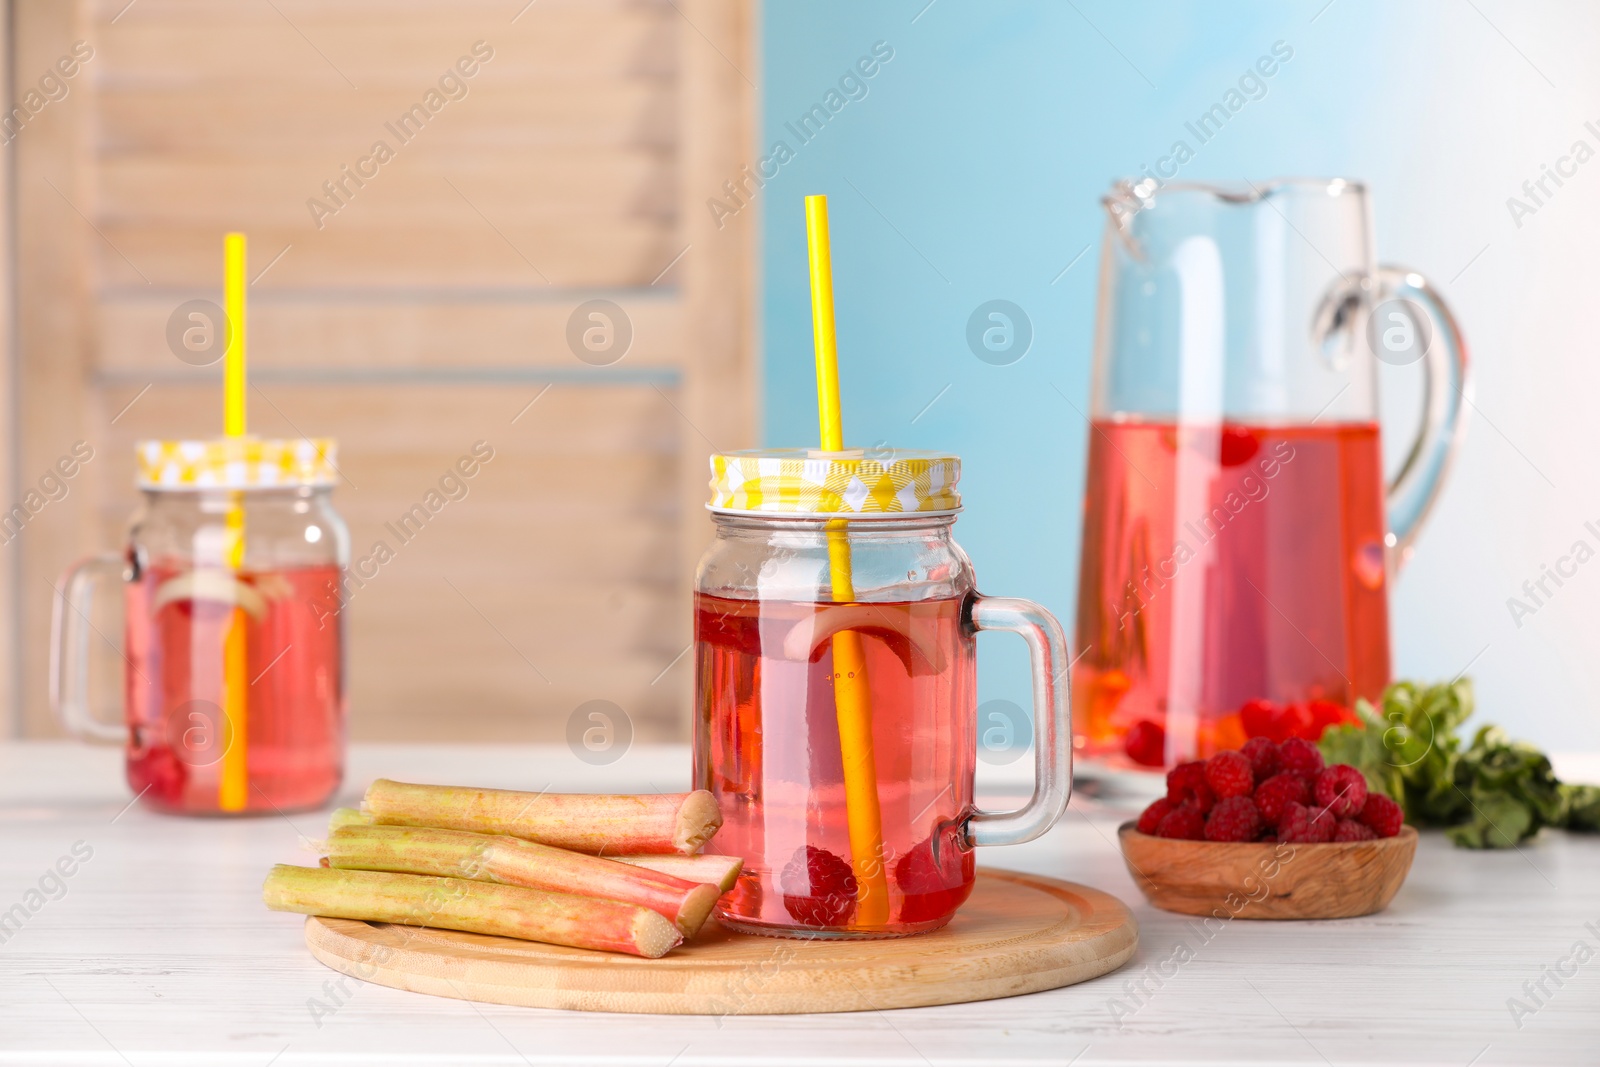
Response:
[219, 233, 250, 811]
[804, 195, 889, 925]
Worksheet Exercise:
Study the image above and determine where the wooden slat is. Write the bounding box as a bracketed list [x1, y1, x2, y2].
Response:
[95, 223, 680, 288]
[96, 151, 678, 227]
[96, 380, 681, 457]
[95, 12, 677, 86]
[97, 298, 686, 372]
[91, 0, 668, 14]
[348, 572, 686, 737]
[99, 84, 676, 152]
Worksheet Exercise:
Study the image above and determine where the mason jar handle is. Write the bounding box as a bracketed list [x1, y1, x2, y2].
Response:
[1376, 264, 1470, 570]
[50, 553, 129, 743]
[965, 595, 1073, 847]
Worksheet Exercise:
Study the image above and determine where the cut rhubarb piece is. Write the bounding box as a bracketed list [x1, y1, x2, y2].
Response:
[261, 864, 682, 958]
[614, 853, 743, 894]
[328, 807, 373, 832]
[325, 824, 721, 936]
[361, 780, 722, 856]
[151, 570, 268, 621]
[779, 604, 945, 675]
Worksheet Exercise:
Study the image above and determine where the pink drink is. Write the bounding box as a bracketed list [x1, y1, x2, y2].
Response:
[694, 592, 976, 936]
[1072, 419, 1391, 767]
[124, 560, 344, 813]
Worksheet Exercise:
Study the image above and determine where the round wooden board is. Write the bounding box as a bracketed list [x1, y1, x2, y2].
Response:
[303, 868, 1138, 1015]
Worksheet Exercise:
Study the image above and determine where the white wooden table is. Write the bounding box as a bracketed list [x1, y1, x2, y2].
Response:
[2, 742, 1597, 1066]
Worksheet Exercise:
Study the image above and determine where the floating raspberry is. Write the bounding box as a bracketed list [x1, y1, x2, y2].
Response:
[1253, 772, 1311, 826]
[1137, 796, 1176, 835]
[1240, 736, 1280, 782]
[1154, 805, 1206, 840]
[1123, 720, 1166, 767]
[1276, 702, 1314, 741]
[1358, 793, 1405, 838]
[894, 833, 965, 897]
[1217, 425, 1260, 467]
[894, 830, 972, 924]
[1203, 796, 1263, 842]
[1277, 801, 1335, 844]
[1238, 699, 1282, 741]
[1277, 737, 1325, 779]
[1306, 699, 1354, 738]
[1204, 750, 1255, 799]
[1334, 819, 1377, 842]
[780, 845, 857, 927]
[1314, 764, 1368, 818]
[127, 745, 187, 807]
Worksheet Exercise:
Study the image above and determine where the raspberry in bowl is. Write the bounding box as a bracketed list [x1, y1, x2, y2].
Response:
[1117, 740, 1418, 919]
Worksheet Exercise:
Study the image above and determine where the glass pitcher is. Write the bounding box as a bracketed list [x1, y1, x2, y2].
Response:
[1072, 178, 1468, 770]
[51, 439, 349, 814]
[694, 448, 1071, 938]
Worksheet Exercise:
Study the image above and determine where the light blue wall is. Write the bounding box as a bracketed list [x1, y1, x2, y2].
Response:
[757, 0, 1600, 750]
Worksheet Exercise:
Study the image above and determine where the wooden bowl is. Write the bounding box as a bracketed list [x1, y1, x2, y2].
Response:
[1117, 822, 1418, 920]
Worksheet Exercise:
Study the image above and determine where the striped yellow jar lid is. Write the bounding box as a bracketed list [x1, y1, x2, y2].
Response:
[708, 448, 961, 517]
[136, 438, 339, 490]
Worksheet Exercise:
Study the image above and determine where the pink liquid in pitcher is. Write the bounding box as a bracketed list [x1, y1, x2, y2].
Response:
[1073, 419, 1391, 768]
[694, 593, 976, 937]
[124, 560, 345, 814]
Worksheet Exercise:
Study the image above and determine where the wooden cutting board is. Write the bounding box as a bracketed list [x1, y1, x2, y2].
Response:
[303, 868, 1138, 1015]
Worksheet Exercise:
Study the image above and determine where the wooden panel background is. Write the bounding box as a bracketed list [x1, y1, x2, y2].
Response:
[0, 7, 13, 729]
[10, 0, 758, 741]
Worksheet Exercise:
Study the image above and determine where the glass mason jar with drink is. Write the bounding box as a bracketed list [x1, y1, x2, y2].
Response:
[693, 448, 1072, 938]
[1072, 178, 1469, 770]
[51, 438, 349, 814]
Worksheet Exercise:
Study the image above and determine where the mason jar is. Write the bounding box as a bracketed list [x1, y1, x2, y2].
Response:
[693, 448, 1072, 938]
[52, 438, 349, 815]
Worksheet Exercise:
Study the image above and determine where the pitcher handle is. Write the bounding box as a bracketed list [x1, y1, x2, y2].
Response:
[1375, 264, 1471, 570]
[965, 595, 1073, 847]
[50, 553, 129, 743]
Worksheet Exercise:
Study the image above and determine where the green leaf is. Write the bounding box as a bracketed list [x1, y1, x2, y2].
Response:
[1447, 788, 1535, 849]
[1560, 784, 1600, 832]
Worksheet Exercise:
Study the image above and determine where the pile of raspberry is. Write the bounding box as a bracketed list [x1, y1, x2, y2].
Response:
[1136, 737, 1405, 843]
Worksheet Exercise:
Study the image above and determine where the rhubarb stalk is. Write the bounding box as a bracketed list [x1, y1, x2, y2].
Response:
[262, 864, 682, 959]
[362, 779, 723, 856]
[325, 824, 722, 936]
